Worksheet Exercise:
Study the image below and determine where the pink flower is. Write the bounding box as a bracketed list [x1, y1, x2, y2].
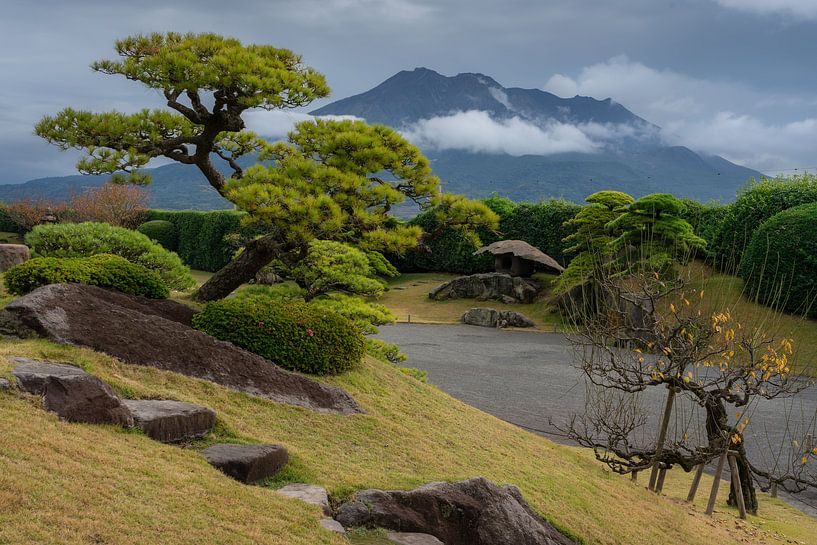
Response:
[306, 328, 315, 337]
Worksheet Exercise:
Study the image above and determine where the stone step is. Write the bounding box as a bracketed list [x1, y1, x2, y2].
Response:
[123, 400, 216, 443]
[10, 357, 87, 394]
[42, 374, 134, 427]
[388, 533, 445, 545]
[277, 483, 332, 516]
[202, 443, 288, 484]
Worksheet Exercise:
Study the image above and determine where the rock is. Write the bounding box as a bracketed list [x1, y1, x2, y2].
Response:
[335, 477, 575, 545]
[0, 378, 10, 390]
[10, 357, 89, 394]
[319, 518, 345, 533]
[0, 284, 361, 415]
[388, 533, 446, 545]
[202, 443, 289, 484]
[0, 244, 30, 272]
[277, 483, 332, 516]
[462, 308, 534, 328]
[123, 400, 215, 443]
[42, 374, 133, 427]
[429, 273, 539, 304]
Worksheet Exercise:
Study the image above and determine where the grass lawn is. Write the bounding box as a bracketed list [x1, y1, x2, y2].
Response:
[0, 231, 24, 244]
[377, 272, 564, 330]
[2, 340, 816, 545]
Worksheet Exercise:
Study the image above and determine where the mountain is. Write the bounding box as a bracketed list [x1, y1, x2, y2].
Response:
[312, 67, 763, 202]
[0, 162, 233, 211]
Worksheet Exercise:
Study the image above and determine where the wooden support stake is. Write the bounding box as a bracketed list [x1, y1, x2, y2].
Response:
[706, 451, 729, 515]
[687, 463, 705, 503]
[656, 467, 667, 493]
[631, 470, 638, 482]
[649, 387, 676, 491]
[727, 452, 747, 519]
[771, 482, 778, 498]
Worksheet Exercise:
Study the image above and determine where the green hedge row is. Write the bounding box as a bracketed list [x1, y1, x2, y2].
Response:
[393, 198, 582, 274]
[145, 210, 253, 272]
[0, 207, 24, 234]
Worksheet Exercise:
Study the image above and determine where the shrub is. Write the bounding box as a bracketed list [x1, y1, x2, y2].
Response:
[679, 199, 729, 254]
[137, 220, 178, 251]
[740, 203, 817, 318]
[712, 175, 817, 269]
[146, 210, 252, 272]
[2, 199, 69, 231]
[25, 222, 195, 291]
[192, 297, 366, 375]
[67, 184, 149, 228]
[4, 254, 169, 298]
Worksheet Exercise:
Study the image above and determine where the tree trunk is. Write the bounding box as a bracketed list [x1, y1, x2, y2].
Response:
[704, 398, 758, 515]
[195, 235, 281, 302]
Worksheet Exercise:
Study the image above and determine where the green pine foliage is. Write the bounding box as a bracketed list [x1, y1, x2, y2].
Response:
[309, 294, 396, 335]
[4, 254, 169, 298]
[25, 222, 194, 291]
[712, 174, 817, 270]
[136, 220, 178, 251]
[741, 202, 817, 318]
[192, 297, 365, 375]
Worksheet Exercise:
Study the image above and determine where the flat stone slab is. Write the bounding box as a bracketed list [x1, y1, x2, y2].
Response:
[10, 357, 87, 394]
[319, 518, 345, 533]
[123, 400, 215, 443]
[43, 374, 133, 427]
[202, 443, 288, 484]
[388, 533, 446, 545]
[277, 483, 331, 516]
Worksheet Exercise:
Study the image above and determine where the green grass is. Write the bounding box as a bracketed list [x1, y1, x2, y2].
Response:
[2, 340, 815, 545]
[0, 231, 24, 244]
[377, 272, 564, 330]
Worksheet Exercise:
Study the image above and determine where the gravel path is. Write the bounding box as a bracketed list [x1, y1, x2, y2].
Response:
[375, 323, 817, 517]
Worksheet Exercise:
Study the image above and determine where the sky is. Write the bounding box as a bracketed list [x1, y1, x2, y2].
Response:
[1, 0, 816, 184]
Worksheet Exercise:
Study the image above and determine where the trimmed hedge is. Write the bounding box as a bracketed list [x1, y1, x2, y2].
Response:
[25, 222, 195, 291]
[146, 209, 253, 272]
[0, 206, 24, 234]
[679, 199, 730, 255]
[137, 220, 178, 251]
[712, 175, 817, 270]
[192, 297, 366, 375]
[3, 254, 169, 298]
[740, 203, 817, 318]
[394, 198, 581, 274]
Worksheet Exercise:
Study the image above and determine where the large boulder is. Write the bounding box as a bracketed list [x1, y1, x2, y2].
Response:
[462, 308, 534, 328]
[335, 477, 574, 545]
[429, 273, 539, 304]
[202, 443, 289, 484]
[0, 284, 361, 415]
[0, 244, 30, 273]
[123, 400, 215, 443]
[42, 374, 134, 427]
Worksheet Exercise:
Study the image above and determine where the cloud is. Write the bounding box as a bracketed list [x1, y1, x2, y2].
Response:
[712, 0, 817, 19]
[401, 110, 599, 156]
[244, 110, 362, 138]
[544, 56, 817, 172]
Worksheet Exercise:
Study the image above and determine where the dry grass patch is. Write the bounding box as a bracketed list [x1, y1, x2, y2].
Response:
[1, 340, 815, 545]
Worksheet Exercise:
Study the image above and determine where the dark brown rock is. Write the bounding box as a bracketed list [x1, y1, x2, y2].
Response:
[0, 244, 30, 272]
[42, 374, 133, 427]
[335, 477, 575, 545]
[10, 357, 88, 394]
[123, 400, 215, 443]
[429, 273, 539, 304]
[202, 443, 289, 484]
[462, 308, 534, 328]
[0, 284, 361, 415]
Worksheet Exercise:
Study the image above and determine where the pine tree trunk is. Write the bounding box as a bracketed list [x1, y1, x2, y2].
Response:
[194, 235, 281, 302]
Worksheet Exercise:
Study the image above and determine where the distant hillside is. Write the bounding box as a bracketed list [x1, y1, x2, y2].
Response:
[313, 67, 763, 202]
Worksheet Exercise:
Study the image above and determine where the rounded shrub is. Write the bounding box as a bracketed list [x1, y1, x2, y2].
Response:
[137, 220, 178, 251]
[25, 222, 195, 291]
[192, 297, 366, 375]
[740, 203, 817, 318]
[4, 254, 169, 298]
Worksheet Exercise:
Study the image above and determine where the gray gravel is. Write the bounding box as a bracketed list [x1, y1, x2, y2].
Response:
[375, 323, 817, 517]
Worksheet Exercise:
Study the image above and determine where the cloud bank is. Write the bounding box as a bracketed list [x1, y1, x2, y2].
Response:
[713, 0, 817, 19]
[401, 110, 599, 156]
[545, 56, 817, 172]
